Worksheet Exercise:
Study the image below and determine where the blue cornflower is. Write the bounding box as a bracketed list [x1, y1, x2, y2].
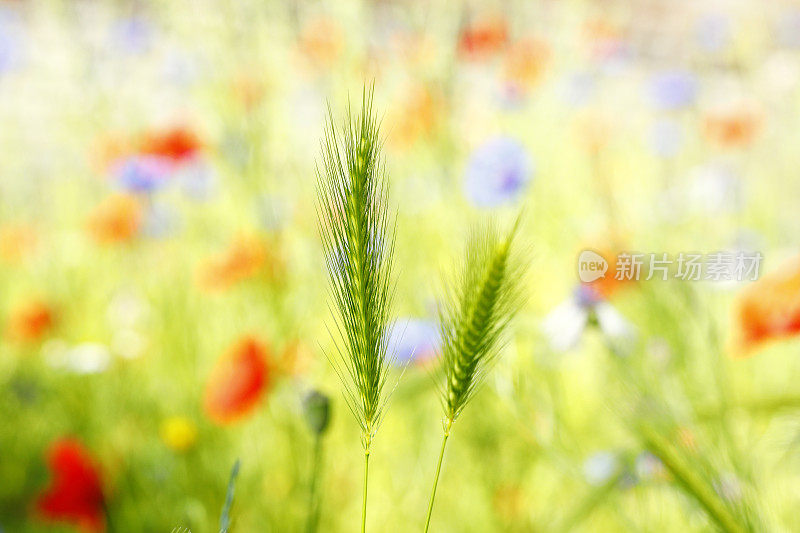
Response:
[464, 137, 532, 208]
[113, 156, 173, 193]
[647, 70, 697, 111]
[385, 318, 440, 366]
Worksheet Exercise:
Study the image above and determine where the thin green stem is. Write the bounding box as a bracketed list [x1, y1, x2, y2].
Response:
[305, 437, 323, 533]
[102, 501, 115, 533]
[640, 425, 748, 533]
[424, 423, 452, 533]
[361, 450, 370, 533]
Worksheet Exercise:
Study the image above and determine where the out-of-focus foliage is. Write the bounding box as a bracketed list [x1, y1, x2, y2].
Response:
[1, 0, 800, 531]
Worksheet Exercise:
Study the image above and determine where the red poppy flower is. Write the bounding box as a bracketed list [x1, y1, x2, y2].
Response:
[139, 126, 202, 163]
[204, 336, 271, 424]
[7, 299, 56, 342]
[735, 255, 800, 353]
[458, 14, 508, 60]
[36, 438, 105, 532]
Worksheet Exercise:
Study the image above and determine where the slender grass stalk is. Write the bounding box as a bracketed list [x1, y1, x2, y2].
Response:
[362, 450, 370, 533]
[316, 86, 397, 532]
[305, 437, 323, 533]
[423, 218, 526, 531]
[303, 390, 330, 533]
[219, 459, 241, 533]
[636, 423, 748, 533]
[423, 420, 451, 533]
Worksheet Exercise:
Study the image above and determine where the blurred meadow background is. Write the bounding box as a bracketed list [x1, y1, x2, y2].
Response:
[2, 0, 800, 531]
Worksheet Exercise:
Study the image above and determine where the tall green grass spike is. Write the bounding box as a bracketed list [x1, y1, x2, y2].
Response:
[316, 85, 396, 533]
[424, 217, 526, 532]
[439, 217, 525, 423]
[316, 86, 396, 449]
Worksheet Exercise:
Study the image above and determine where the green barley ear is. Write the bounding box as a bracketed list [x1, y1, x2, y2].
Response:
[439, 215, 526, 425]
[315, 85, 396, 532]
[424, 216, 527, 532]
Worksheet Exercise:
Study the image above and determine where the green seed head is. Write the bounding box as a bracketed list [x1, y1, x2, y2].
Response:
[438, 217, 526, 423]
[303, 390, 331, 436]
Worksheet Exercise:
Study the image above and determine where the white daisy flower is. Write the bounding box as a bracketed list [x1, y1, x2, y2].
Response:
[542, 285, 635, 353]
[584, 451, 620, 486]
